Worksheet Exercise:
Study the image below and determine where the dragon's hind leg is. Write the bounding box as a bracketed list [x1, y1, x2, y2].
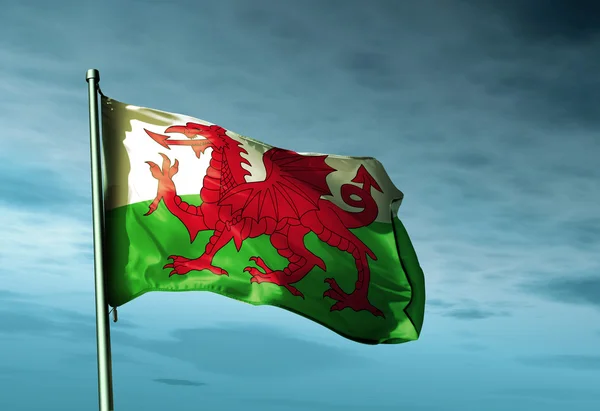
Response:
[244, 224, 325, 298]
[302, 209, 384, 318]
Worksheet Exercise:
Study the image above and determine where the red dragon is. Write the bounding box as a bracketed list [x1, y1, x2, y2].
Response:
[143, 123, 385, 317]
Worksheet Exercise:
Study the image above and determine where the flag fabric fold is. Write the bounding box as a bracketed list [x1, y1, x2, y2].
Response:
[101, 95, 425, 344]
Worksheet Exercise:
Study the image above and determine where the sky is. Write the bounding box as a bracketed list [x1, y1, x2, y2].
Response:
[1, 0, 599, 410]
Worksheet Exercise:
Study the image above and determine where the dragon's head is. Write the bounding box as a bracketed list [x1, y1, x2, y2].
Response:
[165, 123, 234, 155]
[145, 122, 250, 180]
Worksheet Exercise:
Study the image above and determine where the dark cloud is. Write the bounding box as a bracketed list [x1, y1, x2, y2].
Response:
[0, 294, 136, 341]
[443, 308, 510, 320]
[489, 67, 600, 127]
[495, 387, 595, 401]
[448, 152, 494, 170]
[340, 51, 399, 91]
[0, 293, 92, 338]
[0, 365, 31, 377]
[438, 174, 504, 204]
[516, 355, 600, 370]
[63, 352, 141, 366]
[522, 276, 600, 308]
[559, 218, 600, 248]
[0, 295, 366, 377]
[487, 0, 600, 43]
[232, 2, 315, 46]
[0, 290, 22, 300]
[244, 397, 416, 411]
[438, 2, 600, 128]
[153, 378, 206, 387]
[117, 324, 369, 377]
[457, 343, 487, 352]
[230, 101, 269, 115]
[504, 174, 552, 198]
[426, 299, 455, 308]
[0, 311, 60, 335]
[549, 164, 600, 181]
[0, 160, 89, 214]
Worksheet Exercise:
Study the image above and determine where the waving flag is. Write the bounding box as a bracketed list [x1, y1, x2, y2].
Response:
[101, 95, 425, 344]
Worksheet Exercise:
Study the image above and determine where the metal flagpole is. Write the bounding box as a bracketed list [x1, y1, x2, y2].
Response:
[86, 68, 115, 411]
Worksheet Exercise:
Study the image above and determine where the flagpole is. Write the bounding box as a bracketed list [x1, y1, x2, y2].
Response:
[86, 68, 115, 411]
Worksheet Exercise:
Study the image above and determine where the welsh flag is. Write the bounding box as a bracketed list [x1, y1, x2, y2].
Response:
[101, 95, 425, 344]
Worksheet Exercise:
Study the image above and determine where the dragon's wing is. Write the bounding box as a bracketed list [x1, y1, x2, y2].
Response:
[218, 148, 335, 221]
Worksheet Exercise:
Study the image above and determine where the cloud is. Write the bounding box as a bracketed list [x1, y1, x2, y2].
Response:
[61, 352, 141, 366]
[442, 308, 510, 320]
[483, 0, 600, 43]
[116, 324, 370, 377]
[457, 343, 487, 352]
[425, 297, 512, 320]
[0, 160, 88, 214]
[0, 292, 102, 343]
[426, 299, 455, 309]
[152, 378, 206, 387]
[0, 204, 92, 293]
[465, 1, 600, 128]
[0, 290, 22, 300]
[339, 50, 399, 91]
[516, 355, 600, 370]
[0, 365, 44, 378]
[550, 164, 600, 181]
[447, 152, 494, 170]
[230, 1, 317, 47]
[0, 310, 61, 336]
[0, 290, 138, 341]
[558, 218, 600, 249]
[243, 397, 422, 411]
[521, 276, 600, 308]
[494, 387, 596, 401]
[0, 291, 367, 378]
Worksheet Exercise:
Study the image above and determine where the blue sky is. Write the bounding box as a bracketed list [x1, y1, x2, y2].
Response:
[1, 0, 599, 410]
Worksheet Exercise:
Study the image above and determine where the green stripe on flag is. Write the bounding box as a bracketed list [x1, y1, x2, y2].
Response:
[105, 195, 425, 344]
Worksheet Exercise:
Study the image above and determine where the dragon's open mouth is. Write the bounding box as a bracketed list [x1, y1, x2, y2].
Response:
[165, 125, 206, 140]
[163, 125, 213, 157]
[144, 126, 213, 158]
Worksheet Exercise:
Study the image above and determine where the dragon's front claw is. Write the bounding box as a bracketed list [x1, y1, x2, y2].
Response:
[144, 154, 180, 216]
[164, 255, 228, 277]
[146, 154, 179, 183]
[145, 161, 162, 179]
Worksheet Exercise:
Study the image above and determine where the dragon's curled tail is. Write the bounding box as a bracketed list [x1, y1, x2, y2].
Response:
[331, 165, 383, 229]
